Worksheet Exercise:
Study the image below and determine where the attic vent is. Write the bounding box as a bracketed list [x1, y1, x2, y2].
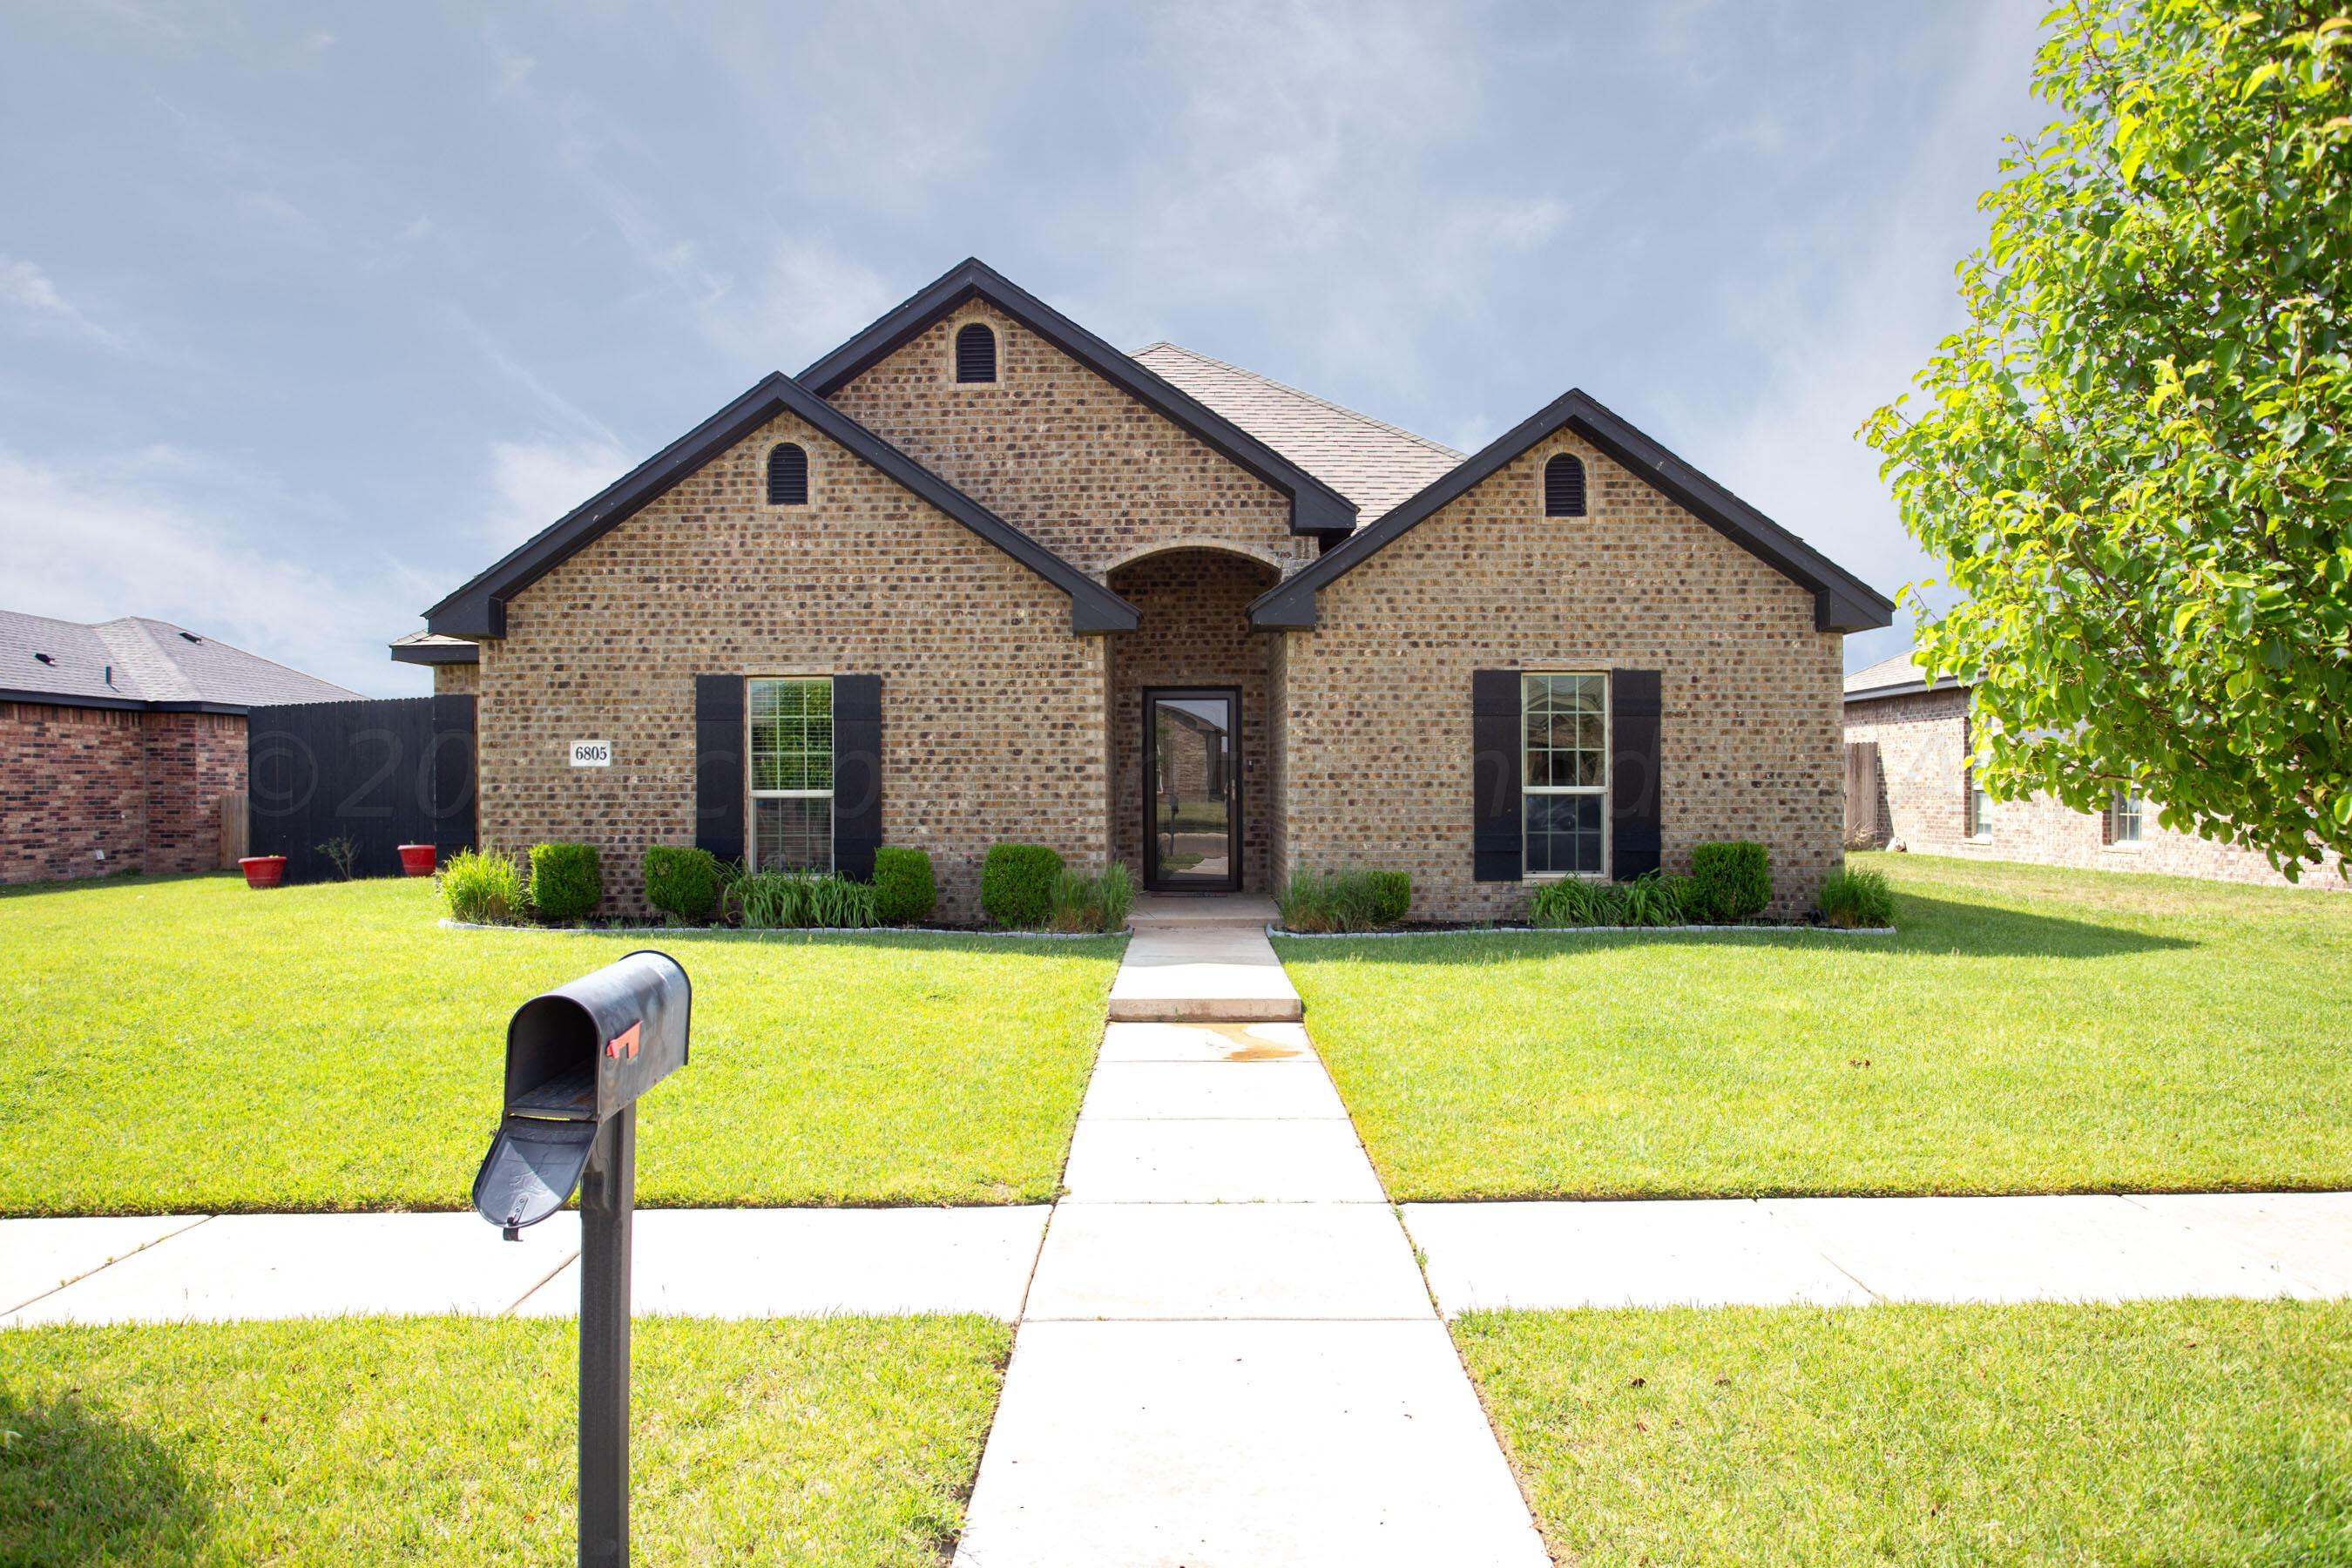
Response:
[179, 632, 202, 644]
[955, 322, 997, 384]
[1544, 453, 1587, 518]
[34, 652, 54, 665]
[767, 443, 808, 506]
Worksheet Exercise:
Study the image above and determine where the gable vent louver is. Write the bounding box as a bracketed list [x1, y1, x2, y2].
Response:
[956, 322, 997, 384]
[1544, 453, 1587, 517]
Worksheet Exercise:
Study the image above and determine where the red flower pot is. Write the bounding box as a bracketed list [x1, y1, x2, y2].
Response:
[238, 855, 288, 889]
[397, 843, 438, 877]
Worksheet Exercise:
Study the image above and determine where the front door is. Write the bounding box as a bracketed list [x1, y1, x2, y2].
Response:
[1143, 688, 1241, 892]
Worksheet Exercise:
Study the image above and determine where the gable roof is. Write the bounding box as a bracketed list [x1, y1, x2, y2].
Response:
[1247, 388, 1896, 634]
[1, 610, 358, 712]
[1843, 648, 1968, 702]
[422, 371, 1139, 639]
[1131, 342, 1464, 522]
[800, 259, 1361, 536]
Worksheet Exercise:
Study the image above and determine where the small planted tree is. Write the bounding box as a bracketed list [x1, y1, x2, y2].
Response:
[1863, 1, 2351, 876]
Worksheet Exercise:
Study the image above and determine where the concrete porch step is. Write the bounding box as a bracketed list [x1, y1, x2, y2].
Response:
[1105, 922, 1302, 1023]
[1128, 891, 1281, 930]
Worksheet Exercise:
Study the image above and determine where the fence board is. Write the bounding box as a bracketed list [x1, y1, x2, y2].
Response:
[1843, 740, 1882, 847]
[247, 697, 476, 883]
[218, 791, 249, 868]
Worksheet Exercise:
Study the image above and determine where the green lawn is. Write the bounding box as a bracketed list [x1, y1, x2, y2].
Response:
[0, 1315, 1008, 1566]
[0, 874, 1121, 1215]
[1276, 854, 2352, 1199]
[1458, 1300, 2352, 1565]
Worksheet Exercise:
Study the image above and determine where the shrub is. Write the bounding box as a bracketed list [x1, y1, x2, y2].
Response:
[1048, 862, 1137, 934]
[1688, 841, 1771, 923]
[1530, 878, 1619, 927]
[1620, 868, 1687, 927]
[1819, 867, 1896, 929]
[870, 847, 938, 926]
[1276, 868, 1413, 934]
[642, 846, 722, 924]
[982, 844, 1064, 929]
[439, 847, 528, 925]
[735, 871, 880, 929]
[528, 842, 604, 923]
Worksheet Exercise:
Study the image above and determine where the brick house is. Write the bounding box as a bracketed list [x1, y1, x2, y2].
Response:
[1844, 650, 2343, 887]
[397, 259, 1892, 922]
[3, 611, 357, 884]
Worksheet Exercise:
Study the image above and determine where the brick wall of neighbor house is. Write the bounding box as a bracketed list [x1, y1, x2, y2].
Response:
[824, 301, 1315, 578]
[1276, 429, 1846, 922]
[433, 662, 478, 697]
[471, 408, 1111, 922]
[1106, 550, 1280, 890]
[140, 711, 246, 875]
[1845, 686, 2344, 887]
[0, 701, 148, 882]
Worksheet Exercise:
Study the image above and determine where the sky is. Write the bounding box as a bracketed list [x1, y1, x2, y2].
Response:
[0, 0, 2052, 696]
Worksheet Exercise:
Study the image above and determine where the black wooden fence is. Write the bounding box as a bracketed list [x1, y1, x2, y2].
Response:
[247, 695, 476, 883]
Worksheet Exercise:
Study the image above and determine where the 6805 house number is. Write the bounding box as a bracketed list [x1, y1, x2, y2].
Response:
[571, 740, 612, 767]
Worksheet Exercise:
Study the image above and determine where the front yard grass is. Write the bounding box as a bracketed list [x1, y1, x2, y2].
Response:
[1458, 1299, 2352, 1565]
[1275, 854, 2352, 1199]
[0, 1314, 1008, 1566]
[0, 874, 1122, 1215]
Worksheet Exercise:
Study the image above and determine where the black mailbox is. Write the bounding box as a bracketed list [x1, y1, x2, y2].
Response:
[469, 949, 691, 1568]
[472, 950, 690, 1235]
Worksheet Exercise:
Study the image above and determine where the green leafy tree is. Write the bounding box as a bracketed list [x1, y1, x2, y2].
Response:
[1863, 1, 2351, 876]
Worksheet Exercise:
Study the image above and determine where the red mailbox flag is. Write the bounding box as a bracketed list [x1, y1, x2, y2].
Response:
[606, 1023, 640, 1060]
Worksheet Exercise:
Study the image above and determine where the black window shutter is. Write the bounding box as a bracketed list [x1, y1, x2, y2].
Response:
[429, 693, 476, 859]
[1471, 669, 1523, 882]
[694, 675, 746, 863]
[1544, 454, 1587, 517]
[832, 673, 882, 881]
[1611, 669, 1663, 881]
[956, 322, 997, 383]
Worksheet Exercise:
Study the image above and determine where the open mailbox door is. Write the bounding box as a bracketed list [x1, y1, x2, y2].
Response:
[471, 950, 691, 1236]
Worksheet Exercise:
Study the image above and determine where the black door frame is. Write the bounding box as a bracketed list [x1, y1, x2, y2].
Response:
[1141, 686, 1243, 893]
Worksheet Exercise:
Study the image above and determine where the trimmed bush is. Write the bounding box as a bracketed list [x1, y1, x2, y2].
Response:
[1688, 841, 1771, 923]
[735, 871, 880, 929]
[642, 846, 722, 924]
[982, 844, 1064, 929]
[1276, 868, 1413, 934]
[870, 847, 938, 926]
[439, 847, 529, 925]
[1048, 862, 1136, 934]
[1820, 867, 1896, 928]
[527, 842, 603, 923]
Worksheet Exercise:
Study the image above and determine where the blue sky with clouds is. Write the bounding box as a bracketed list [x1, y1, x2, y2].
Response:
[1, 0, 2048, 694]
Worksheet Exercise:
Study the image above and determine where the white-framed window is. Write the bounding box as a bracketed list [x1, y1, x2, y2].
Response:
[1524, 671, 1608, 877]
[2108, 787, 2144, 844]
[748, 677, 833, 871]
[1966, 767, 1992, 841]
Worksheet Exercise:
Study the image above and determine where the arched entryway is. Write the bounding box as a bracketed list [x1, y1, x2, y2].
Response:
[1105, 547, 1281, 892]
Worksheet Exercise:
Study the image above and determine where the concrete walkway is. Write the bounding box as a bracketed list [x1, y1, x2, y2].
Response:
[954, 899, 1551, 1568]
[1106, 892, 1301, 1022]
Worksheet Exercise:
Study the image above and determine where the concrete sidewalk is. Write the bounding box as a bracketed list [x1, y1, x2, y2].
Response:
[1406, 1190, 2352, 1315]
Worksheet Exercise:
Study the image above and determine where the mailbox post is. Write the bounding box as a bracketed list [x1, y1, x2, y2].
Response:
[471, 950, 691, 1568]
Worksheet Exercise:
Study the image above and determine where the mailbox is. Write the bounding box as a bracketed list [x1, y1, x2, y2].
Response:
[472, 950, 691, 1236]
[470, 949, 690, 1568]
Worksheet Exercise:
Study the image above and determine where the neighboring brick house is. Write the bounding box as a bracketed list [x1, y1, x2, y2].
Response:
[396, 258, 1892, 922]
[1844, 650, 2343, 888]
[2, 611, 357, 884]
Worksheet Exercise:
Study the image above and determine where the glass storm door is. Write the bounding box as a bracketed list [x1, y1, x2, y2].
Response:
[1145, 689, 1240, 892]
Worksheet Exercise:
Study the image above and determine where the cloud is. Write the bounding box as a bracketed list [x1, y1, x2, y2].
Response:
[0, 256, 132, 351]
[0, 445, 433, 696]
[482, 438, 632, 549]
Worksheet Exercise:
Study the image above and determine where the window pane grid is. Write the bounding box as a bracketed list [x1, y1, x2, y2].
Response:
[748, 678, 834, 870]
[1523, 672, 1608, 877]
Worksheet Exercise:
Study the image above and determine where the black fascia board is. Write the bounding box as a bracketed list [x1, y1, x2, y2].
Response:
[0, 688, 253, 715]
[389, 639, 480, 666]
[1248, 389, 1897, 633]
[799, 257, 1361, 536]
[423, 370, 1137, 638]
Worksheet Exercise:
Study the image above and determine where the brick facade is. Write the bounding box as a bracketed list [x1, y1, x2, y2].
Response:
[824, 301, 1314, 578]
[2, 701, 245, 882]
[1105, 549, 1281, 890]
[470, 408, 1111, 923]
[1846, 687, 2346, 888]
[1274, 430, 1845, 920]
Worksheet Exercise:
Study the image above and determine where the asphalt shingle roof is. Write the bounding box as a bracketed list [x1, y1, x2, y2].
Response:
[1131, 342, 1463, 524]
[0, 610, 359, 710]
[1844, 648, 1969, 700]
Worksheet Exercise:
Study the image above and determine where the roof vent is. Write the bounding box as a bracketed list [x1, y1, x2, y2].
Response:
[956, 322, 997, 384]
[179, 632, 202, 644]
[33, 652, 54, 665]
